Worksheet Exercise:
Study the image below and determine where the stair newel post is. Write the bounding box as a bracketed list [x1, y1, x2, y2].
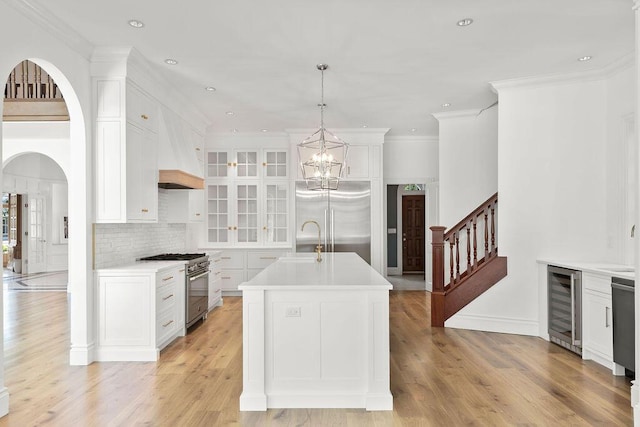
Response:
[430, 226, 447, 327]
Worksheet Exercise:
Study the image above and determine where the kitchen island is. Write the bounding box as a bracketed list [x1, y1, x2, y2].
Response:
[238, 252, 393, 411]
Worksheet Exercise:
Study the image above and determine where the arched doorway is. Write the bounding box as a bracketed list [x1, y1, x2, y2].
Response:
[1, 58, 91, 371]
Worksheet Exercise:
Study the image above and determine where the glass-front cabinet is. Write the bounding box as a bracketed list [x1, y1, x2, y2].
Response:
[206, 146, 289, 247]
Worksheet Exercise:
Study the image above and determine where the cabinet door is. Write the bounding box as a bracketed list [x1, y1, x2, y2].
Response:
[235, 150, 259, 178]
[235, 182, 259, 244]
[140, 129, 158, 220]
[207, 151, 230, 178]
[345, 145, 369, 179]
[263, 150, 288, 178]
[583, 290, 613, 360]
[207, 182, 231, 244]
[126, 123, 145, 220]
[263, 182, 289, 244]
[189, 190, 205, 222]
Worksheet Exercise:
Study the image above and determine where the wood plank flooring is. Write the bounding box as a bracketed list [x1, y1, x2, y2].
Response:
[0, 289, 633, 426]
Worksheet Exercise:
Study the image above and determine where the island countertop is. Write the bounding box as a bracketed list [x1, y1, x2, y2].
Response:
[238, 252, 392, 291]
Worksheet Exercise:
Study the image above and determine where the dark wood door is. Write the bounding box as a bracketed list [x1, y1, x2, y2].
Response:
[402, 195, 425, 272]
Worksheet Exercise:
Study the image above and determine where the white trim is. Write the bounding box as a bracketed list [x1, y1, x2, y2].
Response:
[491, 53, 634, 92]
[262, 392, 392, 411]
[5, 0, 94, 59]
[0, 387, 9, 417]
[384, 135, 438, 144]
[285, 128, 390, 136]
[445, 313, 539, 336]
[69, 342, 95, 366]
[94, 347, 159, 362]
[432, 109, 482, 121]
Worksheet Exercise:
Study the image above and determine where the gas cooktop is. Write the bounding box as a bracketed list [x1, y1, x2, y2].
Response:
[139, 253, 206, 261]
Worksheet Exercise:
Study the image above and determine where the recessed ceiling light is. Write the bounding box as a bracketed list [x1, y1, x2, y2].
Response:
[261, 129, 268, 133]
[442, 103, 451, 108]
[128, 19, 144, 28]
[205, 86, 216, 92]
[164, 59, 178, 65]
[226, 111, 234, 116]
[362, 125, 368, 128]
[232, 128, 238, 133]
[411, 128, 417, 132]
[457, 18, 473, 27]
[578, 56, 592, 62]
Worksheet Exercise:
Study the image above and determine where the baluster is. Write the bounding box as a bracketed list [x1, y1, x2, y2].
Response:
[466, 224, 471, 273]
[9, 69, 16, 98]
[491, 204, 496, 255]
[22, 60, 29, 98]
[484, 208, 489, 257]
[455, 231, 460, 281]
[472, 217, 478, 268]
[449, 239, 454, 284]
[35, 64, 41, 98]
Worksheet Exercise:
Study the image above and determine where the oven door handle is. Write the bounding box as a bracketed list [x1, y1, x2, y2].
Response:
[189, 271, 210, 281]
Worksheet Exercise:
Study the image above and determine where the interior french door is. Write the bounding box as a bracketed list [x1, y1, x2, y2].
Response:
[27, 196, 46, 273]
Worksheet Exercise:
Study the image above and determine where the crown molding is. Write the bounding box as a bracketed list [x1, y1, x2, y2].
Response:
[5, 0, 94, 59]
[285, 127, 390, 136]
[431, 109, 481, 121]
[490, 52, 634, 92]
[385, 135, 438, 144]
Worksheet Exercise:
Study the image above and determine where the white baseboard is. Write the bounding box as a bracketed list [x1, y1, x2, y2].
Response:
[445, 313, 538, 336]
[239, 392, 267, 411]
[69, 342, 95, 366]
[0, 387, 9, 417]
[94, 347, 159, 362]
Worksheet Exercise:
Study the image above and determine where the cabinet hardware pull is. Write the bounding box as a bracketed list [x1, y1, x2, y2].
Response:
[162, 320, 174, 327]
[162, 276, 174, 281]
[162, 294, 174, 301]
[263, 226, 267, 230]
[233, 226, 237, 230]
[605, 306, 610, 327]
[227, 162, 232, 166]
[196, 148, 201, 151]
[228, 226, 232, 230]
[222, 276, 231, 279]
[215, 271, 221, 275]
[141, 208, 149, 213]
[221, 257, 231, 260]
[141, 114, 148, 120]
[213, 259, 221, 263]
[260, 256, 277, 260]
[195, 213, 201, 216]
[179, 269, 185, 273]
[263, 162, 267, 166]
[348, 166, 351, 175]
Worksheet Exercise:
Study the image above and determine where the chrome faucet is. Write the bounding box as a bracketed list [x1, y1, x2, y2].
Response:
[301, 220, 322, 262]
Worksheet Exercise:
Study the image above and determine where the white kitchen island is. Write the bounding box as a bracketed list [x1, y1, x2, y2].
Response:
[238, 252, 393, 411]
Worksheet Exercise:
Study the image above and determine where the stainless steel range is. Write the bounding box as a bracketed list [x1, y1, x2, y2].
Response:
[140, 253, 210, 329]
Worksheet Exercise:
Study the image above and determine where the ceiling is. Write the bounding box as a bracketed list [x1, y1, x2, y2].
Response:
[27, 0, 635, 137]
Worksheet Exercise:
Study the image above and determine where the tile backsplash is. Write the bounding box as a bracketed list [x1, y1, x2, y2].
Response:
[93, 190, 187, 269]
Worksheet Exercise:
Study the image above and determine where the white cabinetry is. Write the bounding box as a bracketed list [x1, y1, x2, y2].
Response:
[94, 79, 159, 223]
[582, 272, 619, 373]
[166, 189, 205, 223]
[208, 251, 223, 310]
[96, 262, 186, 361]
[206, 147, 290, 246]
[215, 249, 286, 295]
[345, 145, 370, 179]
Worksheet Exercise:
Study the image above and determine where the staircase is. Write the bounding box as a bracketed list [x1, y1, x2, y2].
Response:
[430, 192, 507, 327]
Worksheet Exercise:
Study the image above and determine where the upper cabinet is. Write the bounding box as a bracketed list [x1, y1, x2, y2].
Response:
[207, 149, 288, 179]
[94, 78, 159, 223]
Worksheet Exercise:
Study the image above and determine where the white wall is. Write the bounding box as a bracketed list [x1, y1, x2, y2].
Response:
[457, 75, 610, 335]
[434, 107, 498, 229]
[1, 0, 94, 372]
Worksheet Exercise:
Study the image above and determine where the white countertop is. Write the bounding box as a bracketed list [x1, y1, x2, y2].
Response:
[96, 260, 187, 275]
[537, 259, 635, 280]
[239, 252, 393, 291]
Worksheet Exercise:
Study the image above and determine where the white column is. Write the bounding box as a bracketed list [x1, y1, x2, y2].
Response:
[633, 2, 640, 425]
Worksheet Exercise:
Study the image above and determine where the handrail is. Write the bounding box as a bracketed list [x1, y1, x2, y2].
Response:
[444, 192, 498, 241]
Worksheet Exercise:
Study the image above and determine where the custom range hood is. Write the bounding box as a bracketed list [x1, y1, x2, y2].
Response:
[158, 105, 205, 190]
[158, 170, 204, 189]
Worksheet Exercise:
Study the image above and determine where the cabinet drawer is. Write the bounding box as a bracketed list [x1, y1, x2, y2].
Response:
[158, 267, 182, 287]
[220, 269, 244, 291]
[156, 308, 178, 345]
[219, 251, 245, 269]
[157, 283, 177, 313]
[583, 272, 611, 295]
[247, 251, 282, 269]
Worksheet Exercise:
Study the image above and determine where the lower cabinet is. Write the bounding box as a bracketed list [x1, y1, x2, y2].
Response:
[208, 250, 223, 310]
[207, 248, 290, 296]
[582, 272, 617, 372]
[95, 263, 186, 362]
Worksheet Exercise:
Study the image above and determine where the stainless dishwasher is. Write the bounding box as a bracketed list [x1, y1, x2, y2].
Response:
[612, 276, 634, 376]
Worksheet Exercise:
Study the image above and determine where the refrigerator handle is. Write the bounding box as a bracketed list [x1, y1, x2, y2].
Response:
[324, 209, 328, 251]
[331, 209, 335, 252]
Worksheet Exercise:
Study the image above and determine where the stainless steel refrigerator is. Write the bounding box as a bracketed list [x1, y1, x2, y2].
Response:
[295, 181, 371, 264]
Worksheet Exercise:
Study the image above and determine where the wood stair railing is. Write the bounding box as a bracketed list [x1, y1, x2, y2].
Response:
[430, 192, 507, 327]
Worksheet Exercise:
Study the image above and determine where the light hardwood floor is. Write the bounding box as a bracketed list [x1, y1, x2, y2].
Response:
[0, 289, 633, 426]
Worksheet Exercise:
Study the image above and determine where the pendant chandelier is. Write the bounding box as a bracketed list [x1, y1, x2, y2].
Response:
[297, 64, 349, 191]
